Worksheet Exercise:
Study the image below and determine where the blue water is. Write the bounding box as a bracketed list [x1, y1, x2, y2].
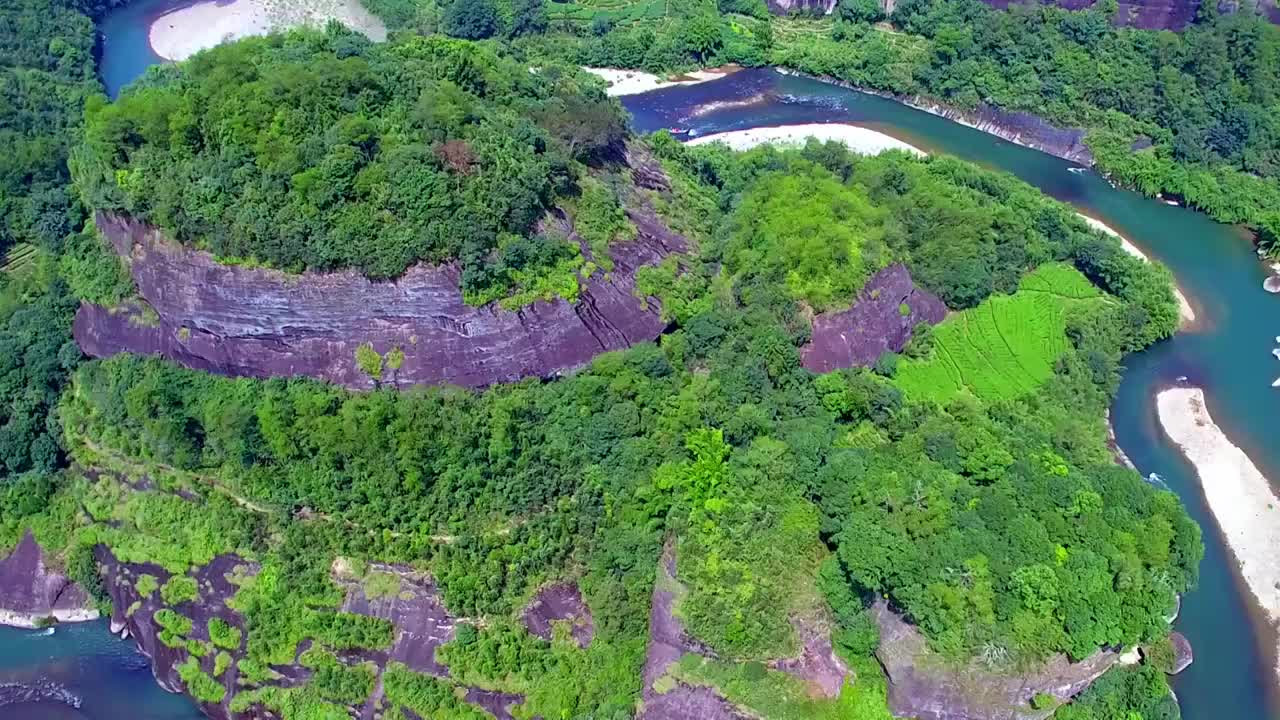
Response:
[97, 0, 190, 98]
[0, 621, 202, 719]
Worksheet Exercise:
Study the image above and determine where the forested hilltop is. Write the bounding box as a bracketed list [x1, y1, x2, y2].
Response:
[402, 0, 1280, 248]
[76, 32, 628, 282]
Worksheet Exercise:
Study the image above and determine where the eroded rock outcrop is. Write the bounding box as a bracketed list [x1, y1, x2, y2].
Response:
[75, 205, 686, 391]
[768, 0, 838, 15]
[1166, 631, 1194, 675]
[638, 542, 852, 719]
[522, 582, 594, 648]
[639, 544, 750, 720]
[0, 531, 97, 628]
[981, 0, 1280, 30]
[712, 69, 1098, 166]
[874, 601, 1119, 720]
[337, 564, 457, 679]
[98, 548, 253, 719]
[802, 263, 947, 373]
[768, 618, 851, 699]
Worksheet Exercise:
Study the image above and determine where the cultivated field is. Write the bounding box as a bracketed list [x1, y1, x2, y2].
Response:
[1, 243, 36, 276]
[546, 0, 672, 27]
[893, 263, 1106, 403]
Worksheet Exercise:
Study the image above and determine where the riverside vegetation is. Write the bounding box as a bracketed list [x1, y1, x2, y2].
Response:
[387, 0, 1280, 250]
[0, 2, 1203, 719]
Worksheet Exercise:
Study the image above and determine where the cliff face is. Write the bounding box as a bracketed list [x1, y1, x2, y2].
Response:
[802, 264, 947, 374]
[768, 0, 838, 15]
[98, 549, 253, 719]
[94, 542, 542, 720]
[980, 0, 1280, 30]
[874, 601, 1119, 720]
[0, 532, 97, 627]
[74, 204, 685, 391]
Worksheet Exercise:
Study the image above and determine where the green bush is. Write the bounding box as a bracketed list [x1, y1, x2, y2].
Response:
[135, 574, 160, 598]
[177, 657, 226, 703]
[161, 575, 199, 605]
[207, 618, 243, 651]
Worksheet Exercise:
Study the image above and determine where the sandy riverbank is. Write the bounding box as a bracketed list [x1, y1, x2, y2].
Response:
[582, 67, 736, 96]
[149, 0, 386, 62]
[1078, 214, 1197, 329]
[1157, 387, 1280, 682]
[0, 608, 99, 629]
[686, 123, 924, 156]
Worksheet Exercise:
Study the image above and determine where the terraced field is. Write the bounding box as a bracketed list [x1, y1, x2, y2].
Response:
[893, 263, 1107, 403]
[546, 0, 671, 27]
[1, 243, 36, 276]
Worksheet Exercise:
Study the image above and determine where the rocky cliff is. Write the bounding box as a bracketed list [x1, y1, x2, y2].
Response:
[0, 532, 97, 628]
[95, 543, 544, 720]
[98, 549, 248, 717]
[768, 0, 838, 15]
[873, 601, 1119, 720]
[980, 0, 1280, 29]
[74, 204, 685, 391]
[802, 264, 947, 374]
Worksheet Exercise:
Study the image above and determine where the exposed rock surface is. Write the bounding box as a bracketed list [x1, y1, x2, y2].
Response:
[801, 263, 947, 373]
[98, 548, 254, 720]
[338, 564, 457, 678]
[638, 542, 852, 718]
[75, 206, 686, 391]
[980, 0, 1280, 29]
[768, 618, 851, 699]
[639, 544, 749, 720]
[465, 688, 525, 720]
[521, 582, 595, 648]
[872, 96, 1093, 165]
[874, 601, 1119, 720]
[1167, 631, 1194, 674]
[768, 0, 838, 15]
[0, 531, 97, 628]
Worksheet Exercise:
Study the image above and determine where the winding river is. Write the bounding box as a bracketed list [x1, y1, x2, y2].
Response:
[10, 19, 1272, 720]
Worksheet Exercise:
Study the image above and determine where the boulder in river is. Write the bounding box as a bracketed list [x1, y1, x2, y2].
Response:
[1264, 275, 1280, 293]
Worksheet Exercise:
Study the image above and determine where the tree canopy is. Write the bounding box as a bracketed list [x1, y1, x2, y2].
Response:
[75, 30, 628, 280]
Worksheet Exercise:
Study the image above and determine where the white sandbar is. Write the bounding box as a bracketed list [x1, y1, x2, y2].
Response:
[149, 0, 387, 62]
[582, 67, 734, 97]
[1157, 387, 1280, 683]
[685, 123, 923, 156]
[1078, 214, 1197, 328]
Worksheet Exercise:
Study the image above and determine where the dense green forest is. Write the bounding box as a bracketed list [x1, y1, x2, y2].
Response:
[76, 31, 627, 281]
[0, 0, 125, 497]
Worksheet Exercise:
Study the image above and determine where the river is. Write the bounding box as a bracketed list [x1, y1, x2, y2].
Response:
[26, 24, 1274, 720]
[0, 621, 202, 719]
